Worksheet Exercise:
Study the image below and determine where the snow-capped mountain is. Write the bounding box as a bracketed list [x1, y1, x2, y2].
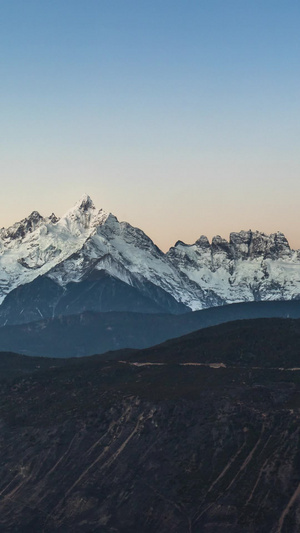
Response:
[0, 194, 300, 325]
[167, 230, 300, 304]
[0, 195, 107, 300]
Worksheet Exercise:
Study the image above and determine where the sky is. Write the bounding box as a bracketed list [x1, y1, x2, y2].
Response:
[1, 0, 299, 250]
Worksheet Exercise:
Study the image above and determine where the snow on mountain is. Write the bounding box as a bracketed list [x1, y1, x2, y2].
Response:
[47, 210, 206, 309]
[0, 195, 108, 302]
[0, 195, 300, 310]
[167, 230, 300, 305]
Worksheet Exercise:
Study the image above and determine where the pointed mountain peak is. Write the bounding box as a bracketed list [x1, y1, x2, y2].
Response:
[195, 235, 210, 248]
[28, 210, 43, 222]
[47, 213, 59, 224]
[74, 194, 95, 211]
[174, 240, 187, 247]
[61, 195, 108, 231]
[63, 194, 97, 219]
[0, 211, 45, 241]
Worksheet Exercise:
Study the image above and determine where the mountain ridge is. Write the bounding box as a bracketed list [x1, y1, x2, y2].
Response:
[1, 195, 300, 313]
[1, 299, 300, 358]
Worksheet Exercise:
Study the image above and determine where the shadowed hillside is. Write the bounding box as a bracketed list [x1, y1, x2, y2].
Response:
[1, 318, 300, 531]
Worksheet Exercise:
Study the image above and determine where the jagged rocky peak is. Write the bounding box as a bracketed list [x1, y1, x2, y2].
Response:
[74, 193, 95, 211]
[195, 235, 210, 248]
[270, 231, 291, 256]
[47, 213, 59, 224]
[247, 230, 291, 259]
[173, 240, 187, 248]
[28, 211, 43, 223]
[167, 241, 192, 261]
[230, 230, 252, 246]
[65, 194, 96, 219]
[229, 230, 270, 259]
[0, 211, 45, 241]
[62, 194, 108, 230]
[168, 230, 293, 265]
[229, 230, 252, 259]
[227, 230, 291, 260]
[211, 235, 231, 254]
[262, 232, 291, 259]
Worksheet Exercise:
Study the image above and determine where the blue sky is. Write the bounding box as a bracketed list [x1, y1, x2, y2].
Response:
[1, 1, 299, 249]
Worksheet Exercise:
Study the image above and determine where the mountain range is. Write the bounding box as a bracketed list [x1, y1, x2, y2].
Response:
[1, 197, 300, 531]
[0, 194, 300, 328]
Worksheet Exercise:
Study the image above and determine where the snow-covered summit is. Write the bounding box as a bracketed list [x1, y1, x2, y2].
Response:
[0, 199, 300, 311]
[0, 195, 111, 301]
[75, 193, 95, 210]
[0, 211, 46, 242]
[167, 229, 300, 306]
[59, 194, 108, 233]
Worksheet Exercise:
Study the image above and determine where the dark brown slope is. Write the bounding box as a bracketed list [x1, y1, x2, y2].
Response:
[1, 318, 300, 532]
[129, 317, 300, 367]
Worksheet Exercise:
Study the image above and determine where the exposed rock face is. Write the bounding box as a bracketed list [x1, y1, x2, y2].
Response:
[195, 234, 210, 248]
[0, 196, 300, 316]
[0, 211, 45, 241]
[228, 229, 291, 259]
[167, 229, 300, 306]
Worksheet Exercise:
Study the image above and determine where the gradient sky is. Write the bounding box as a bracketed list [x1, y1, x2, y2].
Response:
[1, 1, 299, 250]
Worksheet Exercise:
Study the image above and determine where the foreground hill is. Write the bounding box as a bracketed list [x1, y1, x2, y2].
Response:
[1, 318, 300, 531]
[129, 317, 300, 367]
[1, 299, 300, 357]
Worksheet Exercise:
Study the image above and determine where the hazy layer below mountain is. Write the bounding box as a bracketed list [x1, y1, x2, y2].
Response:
[1, 318, 300, 532]
[1, 299, 300, 358]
